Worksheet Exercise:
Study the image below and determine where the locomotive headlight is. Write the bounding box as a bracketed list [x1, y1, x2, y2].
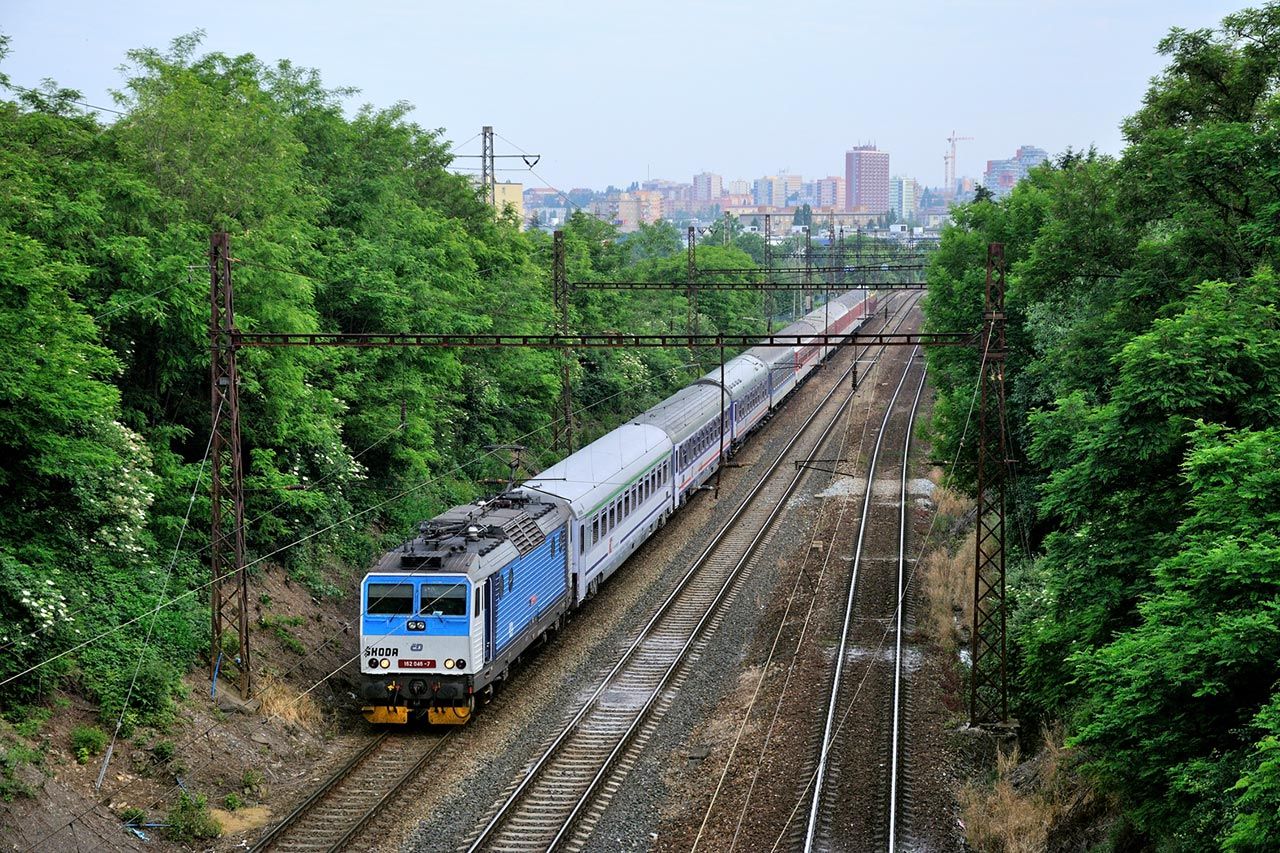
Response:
[444, 658, 455, 670]
[379, 658, 390, 669]
[456, 658, 466, 669]
[367, 658, 379, 669]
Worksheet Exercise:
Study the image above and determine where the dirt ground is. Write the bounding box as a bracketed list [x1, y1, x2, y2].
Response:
[0, 560, 370, 852]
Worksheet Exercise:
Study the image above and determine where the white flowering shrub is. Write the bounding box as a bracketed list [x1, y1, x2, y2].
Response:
[75, 419, 157, 558]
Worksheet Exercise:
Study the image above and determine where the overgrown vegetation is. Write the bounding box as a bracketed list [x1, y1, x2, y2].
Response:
[165, 791, 221, 841]
[69, 724, 107, 764]
[0, 742, 41, 801]
[924, 5, 1280, 848]
[0, 31, 794, 727]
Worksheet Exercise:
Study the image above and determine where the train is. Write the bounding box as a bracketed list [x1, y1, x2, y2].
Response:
[358, 287, 878, 724]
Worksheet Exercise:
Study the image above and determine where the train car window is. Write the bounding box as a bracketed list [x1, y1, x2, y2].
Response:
[579, 527, 585, 554]
[624, 492, 630, 516]
[366, 582, 413, 615]
[475, 586, 481, 615]
[420, 582, 467, 616]
[592, 517, 599, 544]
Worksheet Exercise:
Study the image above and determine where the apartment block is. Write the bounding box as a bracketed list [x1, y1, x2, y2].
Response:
[844, 145, 890, 213]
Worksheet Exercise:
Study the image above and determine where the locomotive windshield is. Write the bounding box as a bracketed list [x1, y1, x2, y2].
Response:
[366, 582, 414, 615]
[420, 582, 467, 616]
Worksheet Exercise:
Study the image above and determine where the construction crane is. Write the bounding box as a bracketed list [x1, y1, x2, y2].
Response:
[944, 130, 974, 195]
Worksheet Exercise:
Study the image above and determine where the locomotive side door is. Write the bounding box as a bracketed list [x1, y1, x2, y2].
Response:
[483, 577, 495, 663]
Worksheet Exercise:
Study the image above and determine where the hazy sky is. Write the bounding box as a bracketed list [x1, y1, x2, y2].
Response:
[2, 1, 1247, 192]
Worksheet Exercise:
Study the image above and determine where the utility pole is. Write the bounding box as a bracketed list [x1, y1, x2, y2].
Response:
[553, 231, 573, 453]
[687, 226, 699, 373]
[971, 242, 1009, 726]
[481, 125, 496, 206]
[209, 232, 251, 700]
[805, 226, 813, 314]
[764, 213, 774, 331]
[836, 225, 845, 291]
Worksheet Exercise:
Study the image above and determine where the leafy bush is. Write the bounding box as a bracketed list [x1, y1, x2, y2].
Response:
[69, 725, 106, 763]
[165, 792, 220, 841]
[241, 768, 264, 795]
[119, 806, 146, 825]
[223, 792, 243, 811]
[11, 706, 49, 739]
[150, 739, 174, 762]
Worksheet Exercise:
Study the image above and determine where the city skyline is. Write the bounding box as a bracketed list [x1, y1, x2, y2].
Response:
[1, 0, 1246, 193]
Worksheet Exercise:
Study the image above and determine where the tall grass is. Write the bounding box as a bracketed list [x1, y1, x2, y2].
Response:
[256, 677, 324, 732]
[959, 725, 1080, 852]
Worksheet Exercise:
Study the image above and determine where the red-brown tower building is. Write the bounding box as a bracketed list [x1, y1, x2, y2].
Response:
[844, 144, 890, 213]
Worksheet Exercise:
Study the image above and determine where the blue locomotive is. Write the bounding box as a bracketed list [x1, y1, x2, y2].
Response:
[359, 288, 876, 724]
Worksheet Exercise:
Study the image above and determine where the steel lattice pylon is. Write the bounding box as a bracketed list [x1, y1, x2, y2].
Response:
[970, 243, 1008, 725]
[209, 232, 252, 699]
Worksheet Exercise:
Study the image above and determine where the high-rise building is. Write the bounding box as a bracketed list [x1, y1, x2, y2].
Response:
[815, 176, 845, 209]
[781, 173, 803, 205]
[616, 190, 664, 232]
[891, 176, 920, 219]
[693, 172, 723, 203]
[844, 145, 890, 213]
[752, 175, 788, 209]
[983, 145, 1050, 197]
[727, 179, 751, 196]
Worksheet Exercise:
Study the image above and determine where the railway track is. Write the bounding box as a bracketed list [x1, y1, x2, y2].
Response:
[802, 342, 927, 852]
[464, 294, 921, 853]
[249, 729, 452, 852]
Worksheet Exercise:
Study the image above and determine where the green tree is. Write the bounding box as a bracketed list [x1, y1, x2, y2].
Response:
[921, 4, 1280, 845]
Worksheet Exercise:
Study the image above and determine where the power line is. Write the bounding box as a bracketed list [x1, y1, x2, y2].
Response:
[0, 352, 711, 691]
[95, 395, 219, 791]
[447, 131, 481, 153]
[5, 82, 128, 116]
[19, 353, 719, 849]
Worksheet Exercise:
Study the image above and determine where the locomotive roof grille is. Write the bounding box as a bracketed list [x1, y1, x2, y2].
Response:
[397, 491, 553, 567]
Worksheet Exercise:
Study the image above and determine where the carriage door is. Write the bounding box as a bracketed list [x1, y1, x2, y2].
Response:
[484, 578, 495, 663]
